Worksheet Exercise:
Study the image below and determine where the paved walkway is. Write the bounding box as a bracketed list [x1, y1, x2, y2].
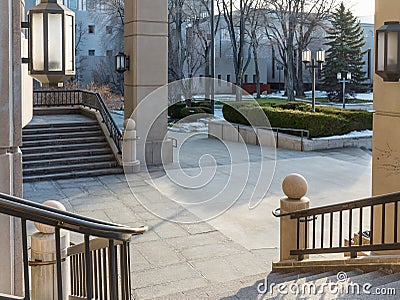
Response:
[23, 140, 372, 299]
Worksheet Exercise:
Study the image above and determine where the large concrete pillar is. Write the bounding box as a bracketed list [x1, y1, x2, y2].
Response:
[124, 0, 172, 165]
[0, 0, 24, 296]
[372, 0, 400, 248]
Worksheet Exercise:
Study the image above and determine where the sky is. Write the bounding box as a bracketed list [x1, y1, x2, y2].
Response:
[350, 0, 375, 23]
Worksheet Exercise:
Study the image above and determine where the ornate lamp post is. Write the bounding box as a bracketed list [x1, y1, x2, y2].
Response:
[337, 72, 352, 109]
[376, 21, 400, 82]
[24, 0, 75, 86]
[302, 49, 325, 113]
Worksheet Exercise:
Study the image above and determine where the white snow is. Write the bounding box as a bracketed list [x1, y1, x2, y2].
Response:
[313, 130, 372, 140]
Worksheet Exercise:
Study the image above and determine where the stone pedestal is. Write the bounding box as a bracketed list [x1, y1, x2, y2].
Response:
[124, 0, 173, 166]
[123, 119, 140, 173]
[372, 0, 400, 251]
[279, 174, 310, 261]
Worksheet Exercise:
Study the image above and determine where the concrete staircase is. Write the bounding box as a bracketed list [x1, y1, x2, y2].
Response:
[22, 115, 122, 182]
[259, 270, 400, 299]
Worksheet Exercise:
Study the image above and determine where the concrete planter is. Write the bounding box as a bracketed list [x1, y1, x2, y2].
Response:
[208, 120, 372, 151]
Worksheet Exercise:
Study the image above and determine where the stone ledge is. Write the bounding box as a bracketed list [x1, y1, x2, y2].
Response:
[272, 255, 400, 273]
[208, 120, 372, 151]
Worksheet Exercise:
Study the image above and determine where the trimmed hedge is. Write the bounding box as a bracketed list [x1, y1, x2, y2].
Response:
[222, 101, 372, 138]
[169, 101, 212, 119]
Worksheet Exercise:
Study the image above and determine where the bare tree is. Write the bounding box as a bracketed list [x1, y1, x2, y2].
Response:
[217, 0, 254, 100]
[262, 0, 336, 100]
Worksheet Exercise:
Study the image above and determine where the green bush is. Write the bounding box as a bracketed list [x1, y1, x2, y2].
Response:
[222, 101, 372, 138]
[180, 107, 206, 117]
[168, 102, 186, 119]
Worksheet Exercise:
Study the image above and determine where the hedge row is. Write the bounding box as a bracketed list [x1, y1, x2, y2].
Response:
[168, 101, 212, 119]
[222, 102, 372, 138]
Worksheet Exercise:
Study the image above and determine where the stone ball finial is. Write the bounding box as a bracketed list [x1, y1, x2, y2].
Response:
[34, 200, 67, 234]
[124, 118, 136, 131]
[282, 173, 308, 200]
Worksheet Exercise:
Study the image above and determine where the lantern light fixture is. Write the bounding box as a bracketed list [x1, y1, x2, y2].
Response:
[115, 52, 130, 73]
[302, 49, 326, 113]
[23, 0, 75, 87]
[376, 21, 400, 82]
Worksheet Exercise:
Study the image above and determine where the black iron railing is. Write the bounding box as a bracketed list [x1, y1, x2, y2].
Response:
[33, 90, 123, 154]
[0, 192, 147, 300]
[273, 192, 400, 261]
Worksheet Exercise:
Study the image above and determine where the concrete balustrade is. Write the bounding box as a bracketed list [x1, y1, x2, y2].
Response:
[31, 201, 70, 300]
[279, 174, 310, 261]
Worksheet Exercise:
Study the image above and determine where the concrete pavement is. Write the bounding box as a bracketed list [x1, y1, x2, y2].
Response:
[23, 137, 372, 299]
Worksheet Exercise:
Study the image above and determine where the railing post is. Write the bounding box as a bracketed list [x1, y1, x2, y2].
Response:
[280, 174, 310, 261]
[123, 119, 140, 173]
[31, 201, 70, 300]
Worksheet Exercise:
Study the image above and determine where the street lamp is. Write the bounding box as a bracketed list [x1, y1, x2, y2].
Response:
[24, 0, 75, 87]
[376, 21, 400, 82]
[302, 49, 325, 112]
[115, 52, 130, 73]
[337, 72, 352, 109]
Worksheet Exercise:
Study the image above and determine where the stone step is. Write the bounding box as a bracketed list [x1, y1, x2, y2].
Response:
[23, 154, 115, 168]
[21, 136, 106, 147]
[21, 142, 110, 154]
[22, 130, 104, 141]
[23, 167, 123, 182]
[23, 124, 100, 135]
[24, 121, 98, 130]
[22, 148, 113, 161]
[23, 161, 119, 176]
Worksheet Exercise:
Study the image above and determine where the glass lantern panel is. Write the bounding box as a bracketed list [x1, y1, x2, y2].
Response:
[48, 13, 63, 71]
[65, 15, 74, 71]
[302, 50, 311, 63]
[31, 13, 44, 71]
[377, 31, 385, 71]
[387, 31, 399, 71]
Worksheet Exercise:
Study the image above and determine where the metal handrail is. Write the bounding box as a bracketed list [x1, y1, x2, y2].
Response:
[273, 191, 400, 261]
[0, 192, 147, 300]
[33, 89, 123, 154]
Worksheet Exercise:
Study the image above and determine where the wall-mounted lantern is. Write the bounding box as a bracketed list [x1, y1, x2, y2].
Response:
[115, 52, 130, 73]
[23, 0, 75, 87]
[376, 21, 400, 82]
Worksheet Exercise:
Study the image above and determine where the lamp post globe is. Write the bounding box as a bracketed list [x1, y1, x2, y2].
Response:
[27, 0, 75, 87]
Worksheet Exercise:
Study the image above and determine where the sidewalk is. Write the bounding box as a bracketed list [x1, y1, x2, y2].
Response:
[23, 143, 372, 299]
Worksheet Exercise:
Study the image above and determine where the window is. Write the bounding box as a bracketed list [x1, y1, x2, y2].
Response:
[88, 25, 95, 34]
[253, 74, 256, 83]
[218, 74, 222, 87]
[272, 49, 276, 78]
[88, 50, 95, 56]
[87, 0, 95, 10]
[244, 74, 248, 83]
[106, 50, 113, 57]
[227, 74, 231, 82]
[106, 26, 112, 34]
[69, 0, 77, 9]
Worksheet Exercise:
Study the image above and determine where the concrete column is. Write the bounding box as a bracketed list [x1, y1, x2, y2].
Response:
[279, 174, 310, 261]
[0, 0, 24, 296]
[372, 0, 400, 250]
[124, 0, 172, 165]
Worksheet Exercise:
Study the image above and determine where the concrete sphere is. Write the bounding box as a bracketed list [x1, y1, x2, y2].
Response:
[282, 173, 308, 199]
[124, 118, 136, 130]
[34, 200, 67, 234]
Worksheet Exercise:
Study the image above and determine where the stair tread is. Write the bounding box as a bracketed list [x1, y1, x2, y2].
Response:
[24, 121, 98, 129]
[23, 167, 123, 182]
[23, 148, 112, 159]
[23, 130, 103, 140]
[23, 124, 100, 133]
[22, 136, 105, 145]
[23, 154, 115, 165]
[22, 142, 109, 150]
[24, 161, 118, 172]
